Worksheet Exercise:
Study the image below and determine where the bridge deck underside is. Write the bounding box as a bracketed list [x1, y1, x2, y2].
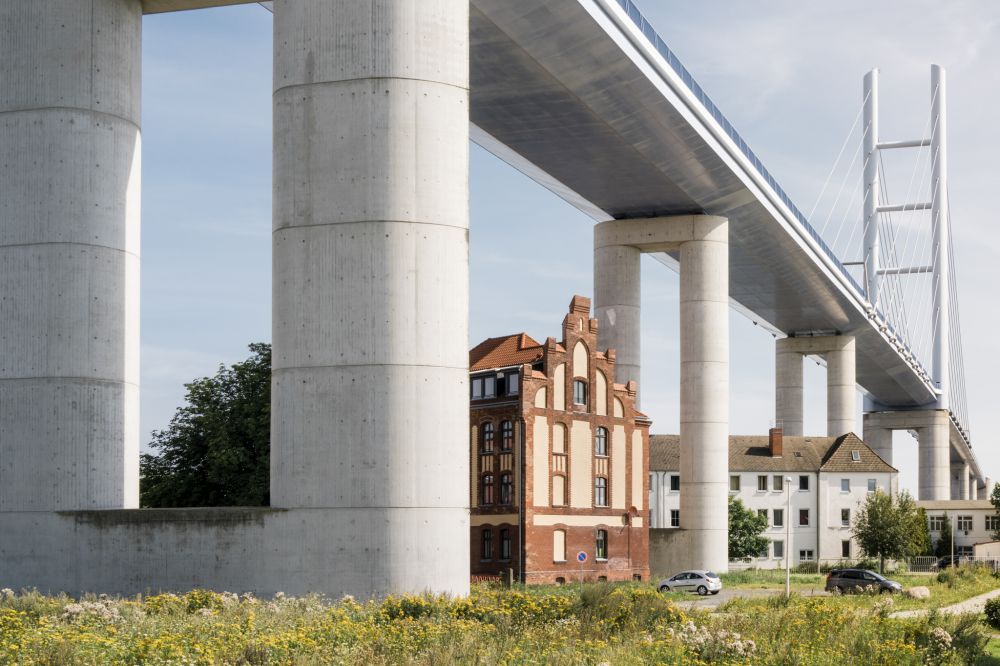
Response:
[469, 0, 936, 409]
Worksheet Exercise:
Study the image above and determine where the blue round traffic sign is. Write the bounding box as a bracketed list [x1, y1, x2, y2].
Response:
[577, 551, 587, 563]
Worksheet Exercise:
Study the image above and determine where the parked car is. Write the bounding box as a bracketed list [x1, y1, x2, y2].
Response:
[825, 569, 902, 594]
[932, 555, 960, 570]
[658, 570, 722, 596]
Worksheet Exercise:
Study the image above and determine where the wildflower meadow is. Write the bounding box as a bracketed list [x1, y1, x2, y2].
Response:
[0, 579, 992, 664]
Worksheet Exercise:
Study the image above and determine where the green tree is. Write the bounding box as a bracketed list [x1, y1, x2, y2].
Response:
[914, 507, 935, 556]
[851, 489, 926, 573]
[728, 495, 769, 559]
[990, 483, 1000, 541]
[140, 343, 271, 507]
[934, 515, 953, 558]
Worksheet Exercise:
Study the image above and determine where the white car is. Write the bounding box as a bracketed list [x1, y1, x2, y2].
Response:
[658, 570, 722, 595]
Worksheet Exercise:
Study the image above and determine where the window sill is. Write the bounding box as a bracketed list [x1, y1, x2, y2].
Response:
[553, 560, 567, 564]
[596, 558, 608, 563]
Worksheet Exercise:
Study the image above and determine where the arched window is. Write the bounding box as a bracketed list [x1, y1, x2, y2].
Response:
[596, 529, 608, 560]
[553, 529, 567, 562]
[481, 474, 495, 505]
[481, 422, 494, 453]
[500, 528, 512, 560]
[481, 529, 493, 560]
[552, 475, 566, 506]
[573, 379, 587, 406]
[499, 472, 513, 505]
[595, 477, 608, 507]
[500, 420, 514, 451]
[595, 427, 608, 457]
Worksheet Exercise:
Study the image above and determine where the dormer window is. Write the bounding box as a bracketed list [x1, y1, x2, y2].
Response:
[573, 380, 587, 406]
[507, 372, 519, 395]
[851, 450, 861, 462]
[471, 375, 496, 400]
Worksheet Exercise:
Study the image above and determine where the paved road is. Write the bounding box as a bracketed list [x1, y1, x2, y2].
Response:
[671, 587, 828, 610]
[890, 587, 1000, 618]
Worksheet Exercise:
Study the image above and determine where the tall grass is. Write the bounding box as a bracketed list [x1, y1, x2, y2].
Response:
[0, 583, 990, 664]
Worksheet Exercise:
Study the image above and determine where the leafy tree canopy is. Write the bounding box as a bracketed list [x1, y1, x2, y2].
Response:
[728, 495, 769, 559]
[934, 515, 953, 558]
[990, 483, 1000, 541]
[852, 489, 926, 572]
[140, 343, 271, 507]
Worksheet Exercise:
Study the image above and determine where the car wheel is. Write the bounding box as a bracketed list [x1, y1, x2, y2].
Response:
[831, 586, 843, 596]
[659, 585, 669, 593]
[697, 585, 708, 596]
[880, 587, 890, 595]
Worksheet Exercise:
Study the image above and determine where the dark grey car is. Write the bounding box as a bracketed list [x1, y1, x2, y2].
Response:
[825, 568, 902, 594]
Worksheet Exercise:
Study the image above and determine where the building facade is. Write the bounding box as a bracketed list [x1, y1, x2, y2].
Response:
[919, 500, 998, 559]
[469, 296, 650, 584]
[649, 430, 897, 569]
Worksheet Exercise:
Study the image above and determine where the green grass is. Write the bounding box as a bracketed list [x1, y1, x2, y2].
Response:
[719, 565, 1000, 614]
[0, 583, 995, 664]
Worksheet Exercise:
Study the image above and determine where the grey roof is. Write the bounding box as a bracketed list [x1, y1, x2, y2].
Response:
[649, 433, 896, 474]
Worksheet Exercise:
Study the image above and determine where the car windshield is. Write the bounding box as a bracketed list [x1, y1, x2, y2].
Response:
[865, 571, 885, 581]
[705, 572, 719, 579]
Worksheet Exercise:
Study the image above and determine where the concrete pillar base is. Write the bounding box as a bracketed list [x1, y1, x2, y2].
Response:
[595, 215, 729, 573]
[774, 336, 856, 438]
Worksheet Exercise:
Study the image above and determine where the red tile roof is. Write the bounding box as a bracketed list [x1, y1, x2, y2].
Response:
[469, 333, 543, 371]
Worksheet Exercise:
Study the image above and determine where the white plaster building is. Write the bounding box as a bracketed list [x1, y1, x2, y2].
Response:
[650, 430, 897, 569]
[918, 500, 998, 559]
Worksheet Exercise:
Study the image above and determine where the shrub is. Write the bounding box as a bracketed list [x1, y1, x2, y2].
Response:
[985, 597, 1000, 629]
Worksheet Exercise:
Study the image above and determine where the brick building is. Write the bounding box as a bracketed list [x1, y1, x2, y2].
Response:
[469, 296, 650, 584]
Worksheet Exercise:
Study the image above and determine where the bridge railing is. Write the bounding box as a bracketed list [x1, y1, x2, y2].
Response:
[612, 0, 959, 410]
[612, 0, 863, 297]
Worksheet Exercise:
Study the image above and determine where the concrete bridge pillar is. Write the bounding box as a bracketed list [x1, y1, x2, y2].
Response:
[917, 412, 951, 501]
[863, 426, 894, 466]
[969, 472, 977, 500]
[774, 336, 856, 438]
[774, 342, 804, 435]
[594, 244, 641, 396]
[595, 215, 729, 573]
[270, 0, 470, 595]
[0, 0, 142, 511]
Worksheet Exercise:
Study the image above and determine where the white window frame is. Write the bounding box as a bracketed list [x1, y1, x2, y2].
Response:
[840, 478, 850, 492]
[867, 478, 877, 492]
[773, 475, 784, 492]
[773, 508, 784, 528]
[841, 508, 850, 527]
[799, 475, 810, 491]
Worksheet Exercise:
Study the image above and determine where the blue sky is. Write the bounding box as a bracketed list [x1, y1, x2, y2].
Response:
[139, 2, 1000, 495]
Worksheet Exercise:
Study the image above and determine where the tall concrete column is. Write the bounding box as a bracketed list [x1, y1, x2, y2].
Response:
[775, 340, 804, 435]
[594, 215, 729, 571]
[271, 0, 470, 596]
[863, 426, 893, 466]
[825, 337, 857, 438]
[594, 244, 641, 392]
[960, 463, 970, 500]
[775, 335, 856, 438]
[918, 411, 951, 500]
[678, 217, 729, 573]
[0, 1, 141, 511]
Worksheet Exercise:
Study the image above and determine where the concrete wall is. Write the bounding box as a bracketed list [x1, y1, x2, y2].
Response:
[0, 508, 465, 597]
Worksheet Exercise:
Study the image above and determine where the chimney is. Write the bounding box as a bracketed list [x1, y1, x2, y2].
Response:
[769, 427, 783, 457]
